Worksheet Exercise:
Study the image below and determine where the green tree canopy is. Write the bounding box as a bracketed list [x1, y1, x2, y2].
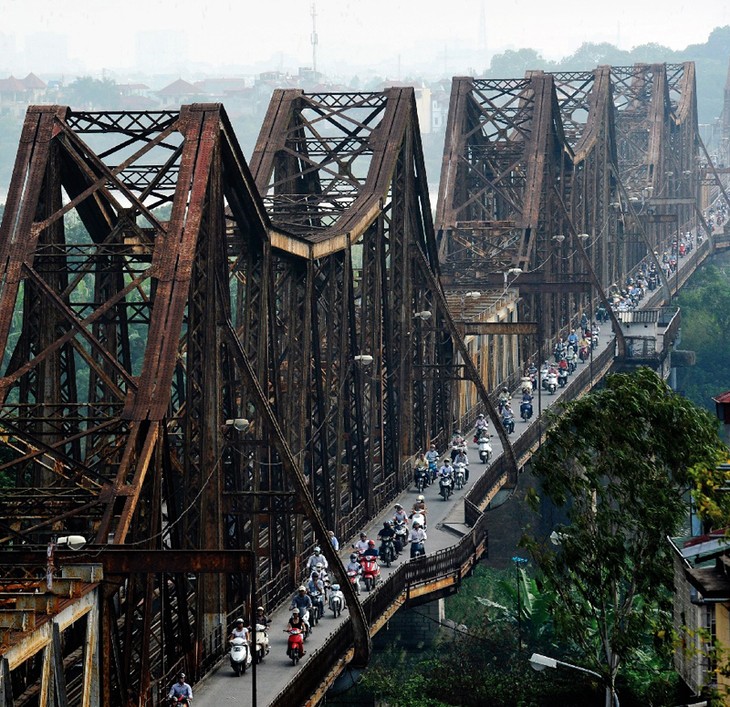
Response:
[523, 368, 728, 702]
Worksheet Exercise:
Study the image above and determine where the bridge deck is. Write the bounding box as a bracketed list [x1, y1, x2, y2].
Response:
[192, 228, 718, 707]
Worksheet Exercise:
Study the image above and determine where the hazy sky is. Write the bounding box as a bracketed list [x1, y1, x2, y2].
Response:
[3, 0, 730, 76]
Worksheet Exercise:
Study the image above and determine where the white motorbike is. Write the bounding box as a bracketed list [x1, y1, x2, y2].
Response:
[229, 636, 252, 676]
[546, 372, 558, 394]
[454, 462, 467, 489]
[478, 435, 492, 464]
[253, 624, 270, 663]
[329, 585, 345, 618]
[411, 510, 427, 529]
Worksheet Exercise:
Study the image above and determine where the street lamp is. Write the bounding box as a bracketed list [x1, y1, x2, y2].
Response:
[460, 291, 481, 317]
[552, 234, 565, 244]
[414, 310, 432, 321]
[353, 354, 374, 365]
[529, 652, 619, 707]
[225, 418, 251, 433]
[512, 556, 528, 652]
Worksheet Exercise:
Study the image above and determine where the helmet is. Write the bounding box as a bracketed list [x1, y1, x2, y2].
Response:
[413, 521, 421, 528]
[359, 532, 366, 539]
[292, 608, 300, 614]
[454, 429, 461, 435]
[394, 503, 402, 510]
[350, 553, 358, 561]
[368, 540, 375, 547]
[315, 562, 324, 570]
[178, 673, 186, 680]
[429, 443, 436, 448]
[332, 583, 340, 591]
[384, 520, 392, 527]
[257, 606, 264, 612]
[298, 585, 306, 592]
[417, 495, 425, 502]
[314, 545, 321, 553]
[478, 413, 484, 418]
[235, 617, 244, 624]
[312, 572, 319, 578]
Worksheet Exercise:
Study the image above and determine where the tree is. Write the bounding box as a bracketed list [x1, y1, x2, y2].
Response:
[522, 368, 728, 705]
[62, 76, 121, 109]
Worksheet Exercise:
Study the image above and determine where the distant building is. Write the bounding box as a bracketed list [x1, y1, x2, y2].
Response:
[156, 79, 203, 108]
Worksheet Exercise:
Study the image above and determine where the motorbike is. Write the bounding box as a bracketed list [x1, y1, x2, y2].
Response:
[229, 636, 252, 676]
[579, 345, 590, 362]
[410, 510, 427, 529]
[427, 459, 438, 483]
[450, 439, 467, 461]
[253, 624, 270, 663]
[520, 401, 533, 421]
[414, 466, 429, 493]
[309, 591, 324, 625]
[285, 628, 305, 664]
[393, 519, 408, 553]
[546, 372, 557, 394]
[453, 462, 467, 490]
[502, 414, 515, 434]
[591, 333, 599, 349]
[360, 555, 381, 591]
[166, 698, 191, 706]
[520, 376, 533, 395]
[346, 568, 361, 595]
[329, 587, 344, 618]
[557, 368, 568, 388]
[439, 475, 454, 501]
[379, 536, 397, 567]
[477, 435, 492, 464]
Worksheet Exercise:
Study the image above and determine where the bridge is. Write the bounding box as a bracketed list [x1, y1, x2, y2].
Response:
[0, 61, 728, 707]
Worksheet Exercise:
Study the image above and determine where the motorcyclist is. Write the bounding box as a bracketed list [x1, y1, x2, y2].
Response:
[290, 586, 313, 632]
[168, 672, 193, 704]
[305, 545, 328, 575]
[453, 448, 469, 482]
[393, 503, 408, 525]
[410, 495, 427, 528]
[474, 413, 489, 441]
[229, 617, 249, 643]
[501, 403, 515, 434]
[498, 387, 510, 413]
[307, 572, 326, 621]
[352, 532, 369, 554]
[287, 608, 307, 652]
[255, 606, 271, 629]
[450, 430, 465, 461]
[413, 450, 429, 487]
[425, 443, 439, 467]
[328, 583, 345, 613]
[362, 539, 379, 558]
[346, 552, 363, 576]
[409, 521, 427, 558]
[378, 521, 397, 561]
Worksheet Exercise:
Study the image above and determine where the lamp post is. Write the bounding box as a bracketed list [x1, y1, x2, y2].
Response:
[529, 652, 619, 707]
[512, 555, 528, 653]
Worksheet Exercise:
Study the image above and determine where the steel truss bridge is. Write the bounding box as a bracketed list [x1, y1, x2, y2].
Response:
[0, 62, 728, 706]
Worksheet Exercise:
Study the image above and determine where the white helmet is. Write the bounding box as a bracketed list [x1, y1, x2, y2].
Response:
[417, 495, 424, 502]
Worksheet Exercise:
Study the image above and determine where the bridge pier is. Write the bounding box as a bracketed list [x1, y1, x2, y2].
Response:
[374, 598, 445, 651]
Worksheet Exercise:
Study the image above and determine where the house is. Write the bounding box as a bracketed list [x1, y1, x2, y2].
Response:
[670, 529, 730, 698]
[156, 78, 203, 108]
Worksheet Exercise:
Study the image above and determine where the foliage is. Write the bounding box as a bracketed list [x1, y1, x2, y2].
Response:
[676, 254, 730, 413]
[522, 368, 728, 699]
[62, 76, 121, 109]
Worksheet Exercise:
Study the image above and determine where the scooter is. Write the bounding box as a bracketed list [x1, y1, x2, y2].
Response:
[414, 466, 429, 493]
[379, 536, 397, 567]
[285, 628, 305, 664]
[520, 376, 533, 395]
[329, 585, 345, 618]
[502, 414, 515, 434]
[360, 555, 381, 591]
[410, 510, 427, 529]
[557, 368, 568, 388]
[346, 568, 361, 595]
[309, 591, 324, 625]
[454, 462, 466, 490]
[253, 624, 270, 663]
[478, 435, 492, 464]
[439, 475, 454, 500]
[546, 372, 557, 394]
[393, 519, 408, 553]
[229, 636, 252, 676]
[520, 401, 533, 421]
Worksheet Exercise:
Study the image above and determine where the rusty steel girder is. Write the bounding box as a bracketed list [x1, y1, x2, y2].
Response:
[436, 63, 702, 364]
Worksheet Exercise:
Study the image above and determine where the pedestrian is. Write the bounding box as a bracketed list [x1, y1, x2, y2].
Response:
[328, 530, 339, 551]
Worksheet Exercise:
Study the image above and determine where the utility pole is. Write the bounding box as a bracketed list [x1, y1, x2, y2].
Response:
[311, 3, 318, 76]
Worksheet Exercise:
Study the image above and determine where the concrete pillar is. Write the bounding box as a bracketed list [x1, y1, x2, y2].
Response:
[373, 598, 445, 650]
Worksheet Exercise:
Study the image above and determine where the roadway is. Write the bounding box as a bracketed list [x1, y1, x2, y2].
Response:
[193, 232, 704, 706]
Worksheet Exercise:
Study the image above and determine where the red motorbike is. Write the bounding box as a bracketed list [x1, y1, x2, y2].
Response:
[359, 555, 381, 591]
[285, 628, 304, 665]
